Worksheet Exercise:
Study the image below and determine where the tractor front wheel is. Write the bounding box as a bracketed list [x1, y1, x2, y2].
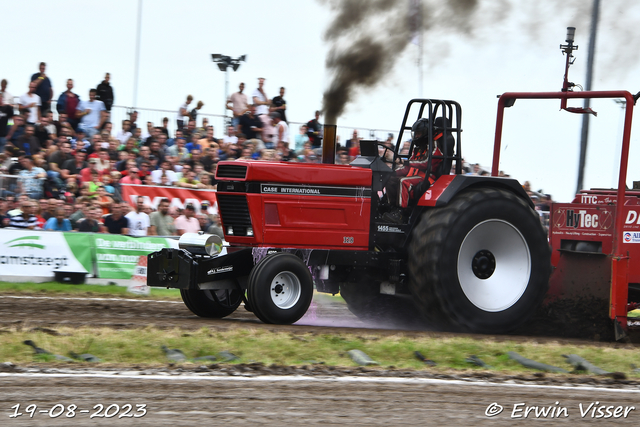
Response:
[248, 253, 314, 324]
[408, 187, 551, 334]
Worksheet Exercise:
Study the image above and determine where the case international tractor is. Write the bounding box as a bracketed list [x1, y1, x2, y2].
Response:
[148, 28, 638, 339]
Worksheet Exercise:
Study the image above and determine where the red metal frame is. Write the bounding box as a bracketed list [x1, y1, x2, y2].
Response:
[492, 90, 635, 327]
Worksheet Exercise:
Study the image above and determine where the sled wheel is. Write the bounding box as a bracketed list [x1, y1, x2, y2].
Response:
[248, 253, 313, 324]
[180, 287, 243, 318]
[408, 187, 551, 334]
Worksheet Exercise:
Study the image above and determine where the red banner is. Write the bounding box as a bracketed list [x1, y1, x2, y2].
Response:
[120, 184, 218, 214]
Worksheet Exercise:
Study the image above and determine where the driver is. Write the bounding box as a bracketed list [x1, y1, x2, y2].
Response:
[383, 117, 444, 223]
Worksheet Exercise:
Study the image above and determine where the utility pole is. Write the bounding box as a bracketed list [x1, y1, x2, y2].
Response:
[575, 0, 601, 194]
[133, 0, 143, 108]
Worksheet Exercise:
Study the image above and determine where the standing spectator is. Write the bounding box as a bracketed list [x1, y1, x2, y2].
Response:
[0, 94, 14, 151]
[226, 82, 248, 128]
[307, 110, 323, 149]
[116, 120, 132, 145]
[271, 87, 287, 123]
[174, 203, 200, 235]
[271, 112, 289, 147]
[126, 196, 150, 236]
[30, 62, 53, 115]
[294, 125, 310, 153]
[149, 198, 176, 236]
[19, 82, 41, 124]
[77, 89, 107, 140]
[189, 100, 204, 124]
[160, 117, 169, 137]
[44, 206, 72, 231]
[177, 95, 192, 130]
[8, 199, 37, 229]
[252, 78, 269, 117]
[96, 73, 114, 111]
[56, 79, 81, 130]
[346, 129, 360, 150]
[260, 114, 275, 149]
[239, 105, 263, 141]
[103, 202, 130, 234]
[0, 79, 13, 106]
[18, 156, 47, 199]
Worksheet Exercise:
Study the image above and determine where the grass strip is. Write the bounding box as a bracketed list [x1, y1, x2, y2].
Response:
[2, 326, 639, 375]
[0, 281, 181, 300]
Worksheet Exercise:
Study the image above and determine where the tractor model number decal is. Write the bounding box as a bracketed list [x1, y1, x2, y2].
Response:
[207, 266, 234, 275]
[343, 237, 354, 244]
[377, 225, 404, 233]
[623, 232, 640, 244]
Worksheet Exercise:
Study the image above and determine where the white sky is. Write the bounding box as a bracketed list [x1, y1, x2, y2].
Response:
[4, 0, 640, 201]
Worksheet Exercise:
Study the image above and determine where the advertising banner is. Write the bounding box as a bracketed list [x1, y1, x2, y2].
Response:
[94, 234, 178, 279]
[0, 230, 90, 278]
[120, 184, 218, 214]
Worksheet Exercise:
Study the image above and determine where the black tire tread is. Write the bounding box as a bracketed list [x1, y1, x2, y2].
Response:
[408, 186, 551, 333]
[180, 288, 242, 318]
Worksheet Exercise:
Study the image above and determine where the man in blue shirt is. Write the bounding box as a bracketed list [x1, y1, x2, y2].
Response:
[77, 89, 106, 140]
[44, 207, 72, 231]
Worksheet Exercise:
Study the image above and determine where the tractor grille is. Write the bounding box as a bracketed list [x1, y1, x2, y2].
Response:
[216, 194, 252, 237]
[216, 164, 248, 179]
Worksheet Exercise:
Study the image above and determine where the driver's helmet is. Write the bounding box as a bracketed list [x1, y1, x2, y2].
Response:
[411, 118, 431, 147]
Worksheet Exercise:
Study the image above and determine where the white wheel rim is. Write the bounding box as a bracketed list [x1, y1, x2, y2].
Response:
[457, 219, 531, 312]
[269, 271, 301, 310]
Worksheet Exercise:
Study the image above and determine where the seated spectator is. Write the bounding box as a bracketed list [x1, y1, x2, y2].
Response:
[151, 160, 177, 185]
[95, 185, 114, 215]
[185, 133, 203, 153]
[44, 206, 72, 231]
[206, 213, 224, 240]
[174, 203, 200, 235]
[199, 173, 216, 189]
[103, 202, 129, 234]
[77, 205, 104, 232]
[126, 196, 150, 236]
[120, 161, 142, 185]
[166, 137, 189, 161]
[0, 197, 9, 228]
[69, 197, 91, 229]
[17, 155, 46, 199]
[116, 119, 132, 145]
[177, 170, 204, 189]
[8, 199, 37, 229]
[149, 198, 176, 236]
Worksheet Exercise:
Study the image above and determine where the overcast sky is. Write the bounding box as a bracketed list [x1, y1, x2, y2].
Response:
[4, 0, 640, 201]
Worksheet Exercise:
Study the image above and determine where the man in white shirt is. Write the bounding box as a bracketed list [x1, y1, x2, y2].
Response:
[150, 160, 178, 185]
[125, 196, 150, 237]
[77, 89, 107, 140]
[252, 78, 269, 117]
[177, 95, 192, 130]
[19, 82, 41, 124]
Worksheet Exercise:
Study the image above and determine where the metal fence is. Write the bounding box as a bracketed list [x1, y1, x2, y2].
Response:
[0, 174, 19, 197]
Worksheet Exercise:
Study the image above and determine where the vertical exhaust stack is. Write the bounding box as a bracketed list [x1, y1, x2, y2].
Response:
[322, 122, 337, 164]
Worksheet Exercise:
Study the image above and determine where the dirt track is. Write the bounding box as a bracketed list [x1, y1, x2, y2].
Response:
[2, 294, 640, 425]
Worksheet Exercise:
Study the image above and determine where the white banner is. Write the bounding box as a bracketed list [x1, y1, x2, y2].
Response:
[0, 230, 89, 278]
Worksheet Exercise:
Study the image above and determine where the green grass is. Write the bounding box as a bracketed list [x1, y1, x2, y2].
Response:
[0, 281, 181, 300]
[4, 326, 640, 374]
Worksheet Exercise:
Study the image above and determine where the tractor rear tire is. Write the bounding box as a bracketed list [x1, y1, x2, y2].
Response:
[180, 287, 243, 318]
[408, 187, 551, 334]
[248, 253, 314, 324]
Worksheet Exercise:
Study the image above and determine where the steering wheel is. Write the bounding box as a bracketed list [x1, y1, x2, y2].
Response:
[376, 142, 395, 165]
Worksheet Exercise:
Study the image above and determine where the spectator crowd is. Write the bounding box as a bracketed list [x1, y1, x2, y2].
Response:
[0, 63, 550, 237]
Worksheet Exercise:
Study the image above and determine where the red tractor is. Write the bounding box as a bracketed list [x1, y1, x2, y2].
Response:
[148, 95, 551, 334]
